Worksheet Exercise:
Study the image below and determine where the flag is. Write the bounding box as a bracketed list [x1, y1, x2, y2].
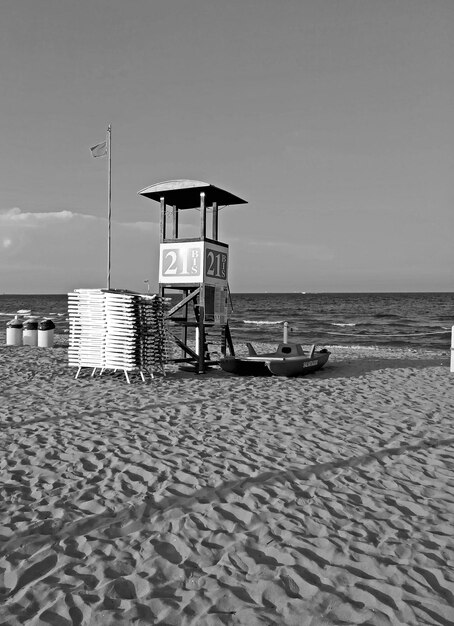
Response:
[90, 140, 107, 158]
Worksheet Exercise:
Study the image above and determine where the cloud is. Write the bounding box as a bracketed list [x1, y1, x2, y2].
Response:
[119, 220, 155, 232]
[0, 207, 82, 224]
[0, 208, 158, 293]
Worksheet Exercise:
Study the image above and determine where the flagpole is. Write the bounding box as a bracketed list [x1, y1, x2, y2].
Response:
[107, 124, 112, 290]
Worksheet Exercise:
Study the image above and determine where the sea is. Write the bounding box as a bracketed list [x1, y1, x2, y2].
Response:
[0, 292, 452, 351]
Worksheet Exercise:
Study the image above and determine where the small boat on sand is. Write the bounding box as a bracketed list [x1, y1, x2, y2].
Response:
[220, 342, 330, 377]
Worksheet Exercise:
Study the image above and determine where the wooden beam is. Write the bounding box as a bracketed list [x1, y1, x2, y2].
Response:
[168, 332, 199, 361]
[200, 192, 206, 239]
[224, 323, 235, 356]
[183, 289, 188, 358]
[212, 201, 218, 240]
[172, 205, 179, 239]
[166, 287, 201, 317]
[197, 305, 205, 373]
[160, 197, 166, 242]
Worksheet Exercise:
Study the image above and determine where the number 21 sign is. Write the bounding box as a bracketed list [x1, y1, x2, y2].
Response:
[159, 241, 229, 285]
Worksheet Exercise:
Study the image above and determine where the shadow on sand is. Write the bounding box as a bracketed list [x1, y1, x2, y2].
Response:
[168, 354, 450, 381]
[4, 431, 453, 557]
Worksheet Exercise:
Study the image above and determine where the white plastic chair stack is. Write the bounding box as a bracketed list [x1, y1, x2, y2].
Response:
[104, 292, 144, 381]
[67, 289, 169, 382]
[68, 289, 106, 376]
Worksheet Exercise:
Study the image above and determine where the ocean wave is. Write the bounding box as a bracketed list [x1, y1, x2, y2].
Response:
[243, 320, 285, 326]
[325, 344, 383, 351]
[331, 322, 356, 327]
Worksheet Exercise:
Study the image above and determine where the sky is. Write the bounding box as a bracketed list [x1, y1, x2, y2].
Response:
[1, 0, 453, 293]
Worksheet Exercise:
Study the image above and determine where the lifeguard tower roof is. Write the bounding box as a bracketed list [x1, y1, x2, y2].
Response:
[138, 179, 247, 210]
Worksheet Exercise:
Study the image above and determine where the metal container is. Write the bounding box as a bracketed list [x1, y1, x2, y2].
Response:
[38, 319, 56, 348]
[6, 317, 23, 346]
[23, 320, 39, 346]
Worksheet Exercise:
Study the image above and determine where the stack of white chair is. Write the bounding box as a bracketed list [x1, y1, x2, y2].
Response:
[104, 291, 141, 372]
[68, 289, 106, 370]
[68, 289, 168, 381]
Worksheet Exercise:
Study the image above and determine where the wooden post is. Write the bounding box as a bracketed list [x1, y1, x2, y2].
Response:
[183, 289, 188, 359]
[212, 201, 218, 240]
[221, 326, 227, 357]
[197, 306, 205, 373]
[200, 192, 206, 239]
[194, 327, 199, 356]
[451, 326, 454, 373]
[160, 197, 166, 242]
[224, 324, 235, 356]
[172, 205, 178, 239]
[106, 124, 112, 289]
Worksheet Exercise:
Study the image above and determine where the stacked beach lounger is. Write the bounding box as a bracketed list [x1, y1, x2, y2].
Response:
[68, 289, 106, 371]
[136, 295, 168, 374]
[68, 289, 168, 382]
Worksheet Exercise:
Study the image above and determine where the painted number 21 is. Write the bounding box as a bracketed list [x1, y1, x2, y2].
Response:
[163, 249, 200, 275]
[206, 250, 227, 279]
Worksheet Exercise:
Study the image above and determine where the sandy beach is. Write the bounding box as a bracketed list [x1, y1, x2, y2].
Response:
[1, 334, 453, 625]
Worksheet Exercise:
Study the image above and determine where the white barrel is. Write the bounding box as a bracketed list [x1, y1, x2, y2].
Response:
[23, 320, 39, 346]
[6, 317, 23, 346]
[38, 319, 55, 348]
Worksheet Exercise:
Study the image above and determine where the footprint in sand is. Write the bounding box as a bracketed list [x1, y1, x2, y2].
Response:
[9, 552, 58, 597]
[154, 541, 183, 564]
[112, 576, 137, 599]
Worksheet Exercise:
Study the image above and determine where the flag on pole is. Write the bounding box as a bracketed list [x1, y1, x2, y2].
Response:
[90, 140, 107, 158]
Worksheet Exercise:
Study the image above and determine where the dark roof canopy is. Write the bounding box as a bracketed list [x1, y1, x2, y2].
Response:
[138, 179, 247, 210]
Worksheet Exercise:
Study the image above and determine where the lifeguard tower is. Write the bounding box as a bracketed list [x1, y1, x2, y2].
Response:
[138, 179, 247, 373]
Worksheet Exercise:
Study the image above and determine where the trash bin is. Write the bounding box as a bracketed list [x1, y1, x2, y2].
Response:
[38, 319, 55, 347]
[23, 319, 39, 346]
[6, 317, 23, 346]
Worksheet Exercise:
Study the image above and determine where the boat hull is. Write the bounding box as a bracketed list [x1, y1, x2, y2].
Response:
[220, 350, 330, 378]
[268, 351, 330, 376]
[220, 356, 272, 377]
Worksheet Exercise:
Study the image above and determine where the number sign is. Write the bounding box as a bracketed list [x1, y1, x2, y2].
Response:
[159, 241, 228, 285]
[161, 246, 201, 278]
[205, 247, 227, 280]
